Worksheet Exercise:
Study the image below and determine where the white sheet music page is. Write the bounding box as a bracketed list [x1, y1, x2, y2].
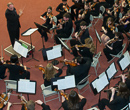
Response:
[18, 81, 36, 94]
[22, 28, 38, 36]
[106, 63, 117, 79]
[95, 72, 109, 93]
[119, 51, 130, 70]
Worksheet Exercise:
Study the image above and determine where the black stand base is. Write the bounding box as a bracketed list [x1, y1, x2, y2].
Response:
[51, 60, 59, 65]
[26, 57, 39, 62]
[38, 47, 45, 51]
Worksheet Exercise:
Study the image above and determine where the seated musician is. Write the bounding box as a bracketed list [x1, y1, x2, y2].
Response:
[89, 0, 100, 16]
[103, 32, 124, 62]
[70, 21, 90, 57]
[39, 6, 55, 42]
[118, 10, 130, 33]
[65, 56, 91, 85]
[56, 0, 71, 20]
[99, 0, 114, 8]
[101, 17, 115, 44]
[3, 55, 30, 80]
[61, 90, 86, 110]
[75, 3, 91, 32]
[98, 82, 130, 110]
[0, 57, 7, 79]
[122, 0, 130, 15]
[42, 63, 62, 87]
[54, 13, 73, 44]
[75, 38, 96, 61]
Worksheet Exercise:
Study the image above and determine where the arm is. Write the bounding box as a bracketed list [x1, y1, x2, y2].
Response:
[109, 87, 116, 102]
[40, 12, 47, 21]
[54, 69, 62, 77]
[56, 3, 63, 12]
[6, 102, 12, 110]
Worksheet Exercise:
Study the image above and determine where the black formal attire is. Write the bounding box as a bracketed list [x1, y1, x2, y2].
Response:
[70, 28, 90, 57]
[122, 0, 130, 15]
[55, 19, 73, 44]
[117, 18, 130, 33]
[90, 2, 100, 16]
[21, 103, 51, 110]
[99, 0, 114, 8]
[5, 8, 20, 47]
[103, 40, 123, 61]
[38, 12, 53, 42]
[62, 98, 86, 110]
[43, 69, 62, 87]
[0, 63, 6, 79]
[75, 9, 90, 32]
[66, 57, 92, 85]
[125, 78, 130, 90]
[98, 95, 129, 110]
[3, 64, 30, 80]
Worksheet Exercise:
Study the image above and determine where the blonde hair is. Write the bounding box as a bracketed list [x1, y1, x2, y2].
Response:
[44, 63, 56, 81]
[106, 17, 114, 26]
[85, 38, 96, 54]
[7, 2, 13, 7]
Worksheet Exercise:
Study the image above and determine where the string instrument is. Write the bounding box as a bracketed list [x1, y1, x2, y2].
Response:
[18, 95, 28, 110]
[90, 2, 97, 10]
[59, 60, 77, 67]
[54, 88, 69, 100]
[81, 10, 88, 18]
[108, 24, 115, 31]
[46, 13, 56, 25]
[63, 4, 69, 12]
[71, 44, 87, 48]
[107, 37, 118, 45]
[113, 74, 128, 79]
[35, 65, 45, 73]
[0, 89, 13, 109]
[120, 15, 130, 22]
[128, 0, 130, 6]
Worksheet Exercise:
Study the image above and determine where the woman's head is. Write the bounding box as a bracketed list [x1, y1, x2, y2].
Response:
[107, 17, 113, 25]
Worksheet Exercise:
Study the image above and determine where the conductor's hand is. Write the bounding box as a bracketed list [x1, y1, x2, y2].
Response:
[19, 9, 23, 16]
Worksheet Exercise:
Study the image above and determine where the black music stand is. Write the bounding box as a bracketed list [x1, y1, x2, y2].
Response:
[21, 28, 39, 62]
[34, 22, 50, 51]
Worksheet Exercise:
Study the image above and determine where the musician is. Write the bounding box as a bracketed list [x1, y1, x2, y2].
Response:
[75, 3, 91, 32]
[103, 32, 124, 62]
[89, 0, 100, 16]
[66, 56, 92, 85]
[42, 63, 62, 87]
[122, 0, 130, 15]
[62, 90, 86, 110]
[3, 55, 30, 80]
[98, 82, 130, 110]
[5, 2, 23, 47]
[56, 0, 71, 20]
[70, 21, 90, 57]
[0, 57, 7, 79]
[39, 6, 54, 42]
[75, 38, 96, 61]
[101, 17, 115, 44]
[118, 10, 130, 33]
[54, 13, 73, 44]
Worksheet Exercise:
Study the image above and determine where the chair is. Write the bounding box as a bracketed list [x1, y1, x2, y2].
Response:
[41, 84, 60, 104]
[4, 80, 22, 96]
[120, 103, 130, 110]
[87, 15, 94, 31]
[110, 43, 126, 61]
[91, 51, 101, 76]
[76, 74, 91, 94]
[93, 6, 105, 26]
[61, 27, 74, 43]
[87, 107, 99, 110]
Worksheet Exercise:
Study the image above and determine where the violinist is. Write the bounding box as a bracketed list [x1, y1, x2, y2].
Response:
[70, 21, 90, 57]
[98, 82, 130, 110]
[66, 56, 92, 85]
[0, 57, 7, 79]
[39, 6, 55, 42]
[3, 55, 30, 80]
[61, 89, 86, 110]
[101, 17, 115, 44]
[75, 3, 91, 32]
[118, 10, 130, 33]
[89, 0, 100, 16]
[42, 63, 62, 87]
[103, 32, 124, 62]
[54, 13, 73, 44]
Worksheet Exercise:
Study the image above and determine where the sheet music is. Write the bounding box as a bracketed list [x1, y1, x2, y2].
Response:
[22, 28, 38, 36]
[119, 51, 130, 70]
[18, 81, 36, 94]
[14, 41, 28, 58]
[53, 44, 62, 51]
[106, 63, 117, 80]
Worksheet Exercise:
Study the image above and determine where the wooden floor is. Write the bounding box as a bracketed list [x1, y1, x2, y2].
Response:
[0, 0, 130, 110]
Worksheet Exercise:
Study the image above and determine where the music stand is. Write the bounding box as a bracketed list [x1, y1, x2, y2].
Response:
[34, 22, 50, 51]
[21, 28, 39, 62]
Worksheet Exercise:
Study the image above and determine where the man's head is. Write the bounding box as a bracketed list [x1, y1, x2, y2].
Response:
[26, 100, 35, 110]
[75, 56, 84, 65]
[80, 21, 87, 30]
[7, 2, 14, 11]
[63, 13, 70, 21]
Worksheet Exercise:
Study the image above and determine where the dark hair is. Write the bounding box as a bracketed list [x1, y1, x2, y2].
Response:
[67, 90, 80, 110]
[80, 21, 87, 26]
[63, 13, 70, 18]
[26, 100, 35, 110]
[115, 0, 119, 5]
[62, 0, 67, 1]
[115, 32, 124, 40]
[47, 6, 52, 10]
[76, 56, 84, 64]
[10, 55, 18, 63]
[117, 82, 130, 99]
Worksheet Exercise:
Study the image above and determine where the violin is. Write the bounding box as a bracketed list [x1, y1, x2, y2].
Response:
[35, 65, 45, 73]
[0, 89, 13, 109]
[71, 44, 87, 48]
[54, 88, 69, 100]
[90, 2, 97, 10]
[107, 37, 118, 45]
[18, 95, 28, 110]
[60, 60, 77, 67]
[108, 24, 115, 31]
[63, 4, 69, 12]
[47, 12, 53, 19]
